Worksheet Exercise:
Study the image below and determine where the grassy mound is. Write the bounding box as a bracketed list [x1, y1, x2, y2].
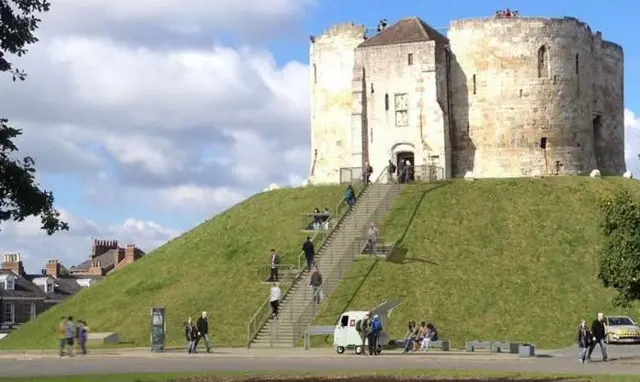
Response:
[312, 177, 640, 349]
[0, 185, 347, 350]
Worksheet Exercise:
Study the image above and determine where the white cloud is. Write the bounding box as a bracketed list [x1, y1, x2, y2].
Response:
[624, 108, 640, 177]
[155, 185, 246, 212]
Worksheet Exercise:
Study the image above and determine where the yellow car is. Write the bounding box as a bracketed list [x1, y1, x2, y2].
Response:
[604, 315, 640, 344]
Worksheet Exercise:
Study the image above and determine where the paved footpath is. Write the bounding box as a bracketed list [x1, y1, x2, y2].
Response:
[2, 347, 640, 378]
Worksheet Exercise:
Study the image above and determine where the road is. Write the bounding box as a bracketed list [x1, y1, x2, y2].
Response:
[2, 345, 640, 378]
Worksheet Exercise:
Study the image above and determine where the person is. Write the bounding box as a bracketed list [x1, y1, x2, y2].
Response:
[356, 313, 370, 355]
[588, 313, 608, 362]
[387, 160, 396, 183]
[397, 160, 406, 184]
[195, 311, 212, 353]
[367, 223, 378, 255]
[302, 237, 315, 271]
[64, 317, 76, 357]
[309, 266, 323, 304]
[402, 321, 416, 353]
[269, 282, 281, 319]
[185, 317, 197, 354]
[268, 249, 280, 282]
[58, 317, 67, 357]
[312, 208, 321, 230]
[577, 319, 592, 364]
[369, 314, 382, 355]
[420, 323, 439, 351]
[364, 162, 373, 184]
[76, 320, 89, 355]
[344, 185, 356, 211]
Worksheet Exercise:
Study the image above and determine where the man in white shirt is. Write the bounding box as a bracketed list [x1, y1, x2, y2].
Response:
[269, 249, 280, 282]
[269, 283, 281, 319]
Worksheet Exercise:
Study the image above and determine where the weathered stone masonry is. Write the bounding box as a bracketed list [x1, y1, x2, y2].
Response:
[308, 16, 625, 184]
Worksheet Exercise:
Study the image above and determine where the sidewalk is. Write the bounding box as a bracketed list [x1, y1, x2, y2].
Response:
[0, 347, 530, 361]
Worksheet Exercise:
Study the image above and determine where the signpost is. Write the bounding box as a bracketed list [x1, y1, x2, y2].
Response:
[150, 307, 166, 352]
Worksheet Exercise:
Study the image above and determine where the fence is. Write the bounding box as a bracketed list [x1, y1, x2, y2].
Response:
[393, 165, 445, 184]
[340, 167, 365, 185]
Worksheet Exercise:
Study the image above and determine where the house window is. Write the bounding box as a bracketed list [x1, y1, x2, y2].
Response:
[408, 53, 413, 66]
[384, 94, 389, 111]
[5, 278, 15, 291]
[538, 45, 549, 78]
[394, 93, 409, 127]
[472, 74, 477, 95]
[45, 281, 54, 293]
[2, 302, 14, 323]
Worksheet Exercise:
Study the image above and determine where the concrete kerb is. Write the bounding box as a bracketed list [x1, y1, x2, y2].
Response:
[0, 347, 534, 361]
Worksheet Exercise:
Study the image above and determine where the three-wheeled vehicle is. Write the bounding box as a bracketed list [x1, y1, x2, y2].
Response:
[333, 299, 401, 354]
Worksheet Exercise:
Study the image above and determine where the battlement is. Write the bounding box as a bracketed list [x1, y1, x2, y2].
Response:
[312, 22, 366, 42]
[3, 253, 22, 263]
[449, 15, 593, 35]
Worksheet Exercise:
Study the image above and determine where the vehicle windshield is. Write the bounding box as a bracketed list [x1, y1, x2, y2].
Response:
[608, 317, 635, 326]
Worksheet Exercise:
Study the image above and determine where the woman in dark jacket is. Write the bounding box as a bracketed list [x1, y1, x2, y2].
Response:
[577, 319, 592, 364]
[185, 317, 198, 354]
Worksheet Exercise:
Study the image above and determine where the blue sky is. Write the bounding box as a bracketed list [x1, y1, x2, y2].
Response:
[0, 0, 638, 272]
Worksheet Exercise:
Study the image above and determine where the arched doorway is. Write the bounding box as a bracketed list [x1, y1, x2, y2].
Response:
[396, 151, 415, 183]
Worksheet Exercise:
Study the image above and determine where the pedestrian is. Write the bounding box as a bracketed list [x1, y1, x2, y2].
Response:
[65, 316, 76, 357]
[588, 313, 608, 362]
[185, 318, 197, 354]
[577, 319, 592, 364]
[368, 314, 382, 355]
[344, 185, 356, 211]
[387, 160, 396, 183]
[269, 282, 281, 319]
[58, 317, 67, 357]
[268, 249, 280, 282]
[302, 237, 315, 271]
[77, 320, 89, 355]
[367, 223, 378, 255]
[309, 266, 323, 304]
[195, 311, 213, 353]
[357, 313, 370, 355]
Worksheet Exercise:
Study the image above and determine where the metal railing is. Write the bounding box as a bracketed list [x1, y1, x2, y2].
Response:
[246, 182, 368, 347]
[287, 166, 397, 344]
[355, 236, 394, 257]
[259, 264, 298, 282]
[391, 165, 445, 184]
[340, 167, 365, 185]
[300, 212, 333, 232]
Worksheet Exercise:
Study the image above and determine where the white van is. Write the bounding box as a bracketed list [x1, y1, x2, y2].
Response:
[333, 299, 401, 354]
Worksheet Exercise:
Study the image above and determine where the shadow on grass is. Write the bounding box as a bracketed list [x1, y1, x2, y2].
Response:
[385, 182, 450, 266]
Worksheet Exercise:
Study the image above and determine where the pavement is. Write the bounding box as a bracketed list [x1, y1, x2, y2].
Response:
[2, 345, 640, 378]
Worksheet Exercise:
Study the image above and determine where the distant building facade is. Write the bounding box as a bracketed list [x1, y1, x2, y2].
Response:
[308, 15, 625, 184]
[0, 240, 145, 330]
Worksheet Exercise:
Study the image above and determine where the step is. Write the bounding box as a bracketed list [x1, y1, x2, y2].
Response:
[250, 342, 295, 348]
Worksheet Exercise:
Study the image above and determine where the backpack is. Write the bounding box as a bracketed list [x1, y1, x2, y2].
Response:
[355, 319, 362, 332]
[389, 163, 396, 173]
[273, 253, 281, 264]
[372, 319, 382, 333]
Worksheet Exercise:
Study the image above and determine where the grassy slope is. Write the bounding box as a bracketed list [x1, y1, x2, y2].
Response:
[312, 177, 640, 349]
[0, 186, 346, 350]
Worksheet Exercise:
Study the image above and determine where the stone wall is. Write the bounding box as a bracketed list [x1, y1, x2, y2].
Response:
[355, 41, 446, 178]
[448, 17, 603, 177]
[309, 23, 366, 184]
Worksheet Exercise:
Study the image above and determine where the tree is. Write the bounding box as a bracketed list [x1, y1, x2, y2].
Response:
[597, 190, 640, 307]
[0, 0, 68, 234]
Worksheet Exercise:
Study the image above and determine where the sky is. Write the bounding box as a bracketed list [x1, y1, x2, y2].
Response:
[0, 0, 639, 273]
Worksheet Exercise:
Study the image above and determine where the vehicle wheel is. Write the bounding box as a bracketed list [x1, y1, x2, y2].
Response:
[336, 346, 345, 354]
[355, 345, 363, 354]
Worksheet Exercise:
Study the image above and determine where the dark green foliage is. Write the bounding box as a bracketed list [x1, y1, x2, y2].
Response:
[0, 0, 67, 234]
[597, 190, 640, 307]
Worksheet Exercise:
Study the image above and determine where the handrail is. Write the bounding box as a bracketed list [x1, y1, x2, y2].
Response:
[246, 180, 368, 347]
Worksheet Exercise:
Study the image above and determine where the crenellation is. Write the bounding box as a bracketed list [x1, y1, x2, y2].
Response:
[309, 14, 625, 183]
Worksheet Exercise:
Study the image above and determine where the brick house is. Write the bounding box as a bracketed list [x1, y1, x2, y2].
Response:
[0, 240, 145, 329]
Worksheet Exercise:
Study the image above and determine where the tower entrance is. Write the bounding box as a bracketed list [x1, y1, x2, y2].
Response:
[396, 151, 415, 182]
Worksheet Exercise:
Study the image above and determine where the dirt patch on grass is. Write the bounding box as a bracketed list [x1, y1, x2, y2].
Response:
[170, 377, 581, 382]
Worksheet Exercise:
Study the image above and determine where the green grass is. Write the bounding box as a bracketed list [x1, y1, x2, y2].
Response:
[311, 177, 640, 349]
[5, 369, 640, 382]
[0, 185, 348, 350]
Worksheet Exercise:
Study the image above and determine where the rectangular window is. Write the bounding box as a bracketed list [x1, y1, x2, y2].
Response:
[472, 74, 477, 95]
[394, 93, 409, 127]
[540, 137, 548, 149]
[5, 278, 14, 291]
[2, 302, 14, 323]
[384, 94, 389, 111]
[408, 53, 413, 66]
[340, 315, 349, 327]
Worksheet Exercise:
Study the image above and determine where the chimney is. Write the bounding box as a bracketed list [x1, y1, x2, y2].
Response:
[125, 245, 136, 263]
[46, 260, 60, 278]
[1, 253, 25, 276]
[91, 239, 119, 259]
[88, 261, 104, 276]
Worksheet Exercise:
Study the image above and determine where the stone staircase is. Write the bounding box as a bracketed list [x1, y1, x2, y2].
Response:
[250, 176, 405, 348]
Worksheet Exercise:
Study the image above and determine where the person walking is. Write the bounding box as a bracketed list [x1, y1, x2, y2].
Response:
[76, 320, 89, 355]
[269, 282, 281, 319]
[357, 313, 371, 355]
[302, 237, 315, 271]
[367, 223, 378, 255]
[195, 311, 213, 353]
[588, 312, 608, 362]
[577, 319, 592, 364]
[309, 266, 323, 304]
[185, 318, 197, 354]
[58, 317, 67, 357]
[268, 249, 280, 282]
[64, 317, 76, 357]
[368, 314, 382, 355]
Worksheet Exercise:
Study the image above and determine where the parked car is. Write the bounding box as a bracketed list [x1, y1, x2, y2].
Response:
[605, 315, 640, 344]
